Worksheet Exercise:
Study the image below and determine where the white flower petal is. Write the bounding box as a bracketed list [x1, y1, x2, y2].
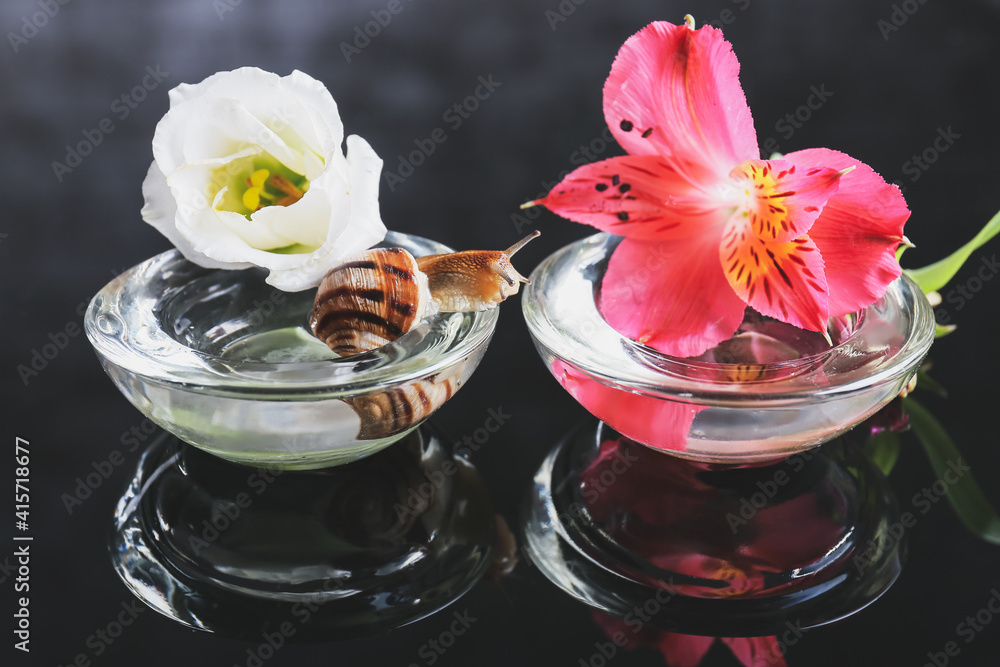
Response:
[141, 162, 250, 271]
[142, 68, 383, 292]
[263, 135, 387, 291]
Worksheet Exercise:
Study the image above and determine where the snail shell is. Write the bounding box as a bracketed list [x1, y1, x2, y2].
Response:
[347, 373, 459, 440]
[309, 247, 437, 357]
[311, 231, 539, 357]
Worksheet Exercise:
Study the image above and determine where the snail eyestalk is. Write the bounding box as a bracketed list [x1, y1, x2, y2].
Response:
[312, 234, 542, 355]
[504, 230, 541, 259]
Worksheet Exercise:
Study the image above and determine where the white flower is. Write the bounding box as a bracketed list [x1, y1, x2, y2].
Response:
[140, 67, 386, 291]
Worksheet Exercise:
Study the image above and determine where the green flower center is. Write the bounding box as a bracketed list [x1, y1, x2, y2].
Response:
[211, 153, 310, 220]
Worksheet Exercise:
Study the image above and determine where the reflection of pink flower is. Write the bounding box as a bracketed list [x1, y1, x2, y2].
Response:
[552, 360, 701, 451]
[593, 612, 787, 667]
[529, 18, 908, 357]
[581, 438, 846, 599]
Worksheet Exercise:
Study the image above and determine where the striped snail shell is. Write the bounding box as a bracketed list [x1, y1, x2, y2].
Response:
[347, 373, 459, 440]
[309, 247, 437, 357]
[311, 231, 539, 356]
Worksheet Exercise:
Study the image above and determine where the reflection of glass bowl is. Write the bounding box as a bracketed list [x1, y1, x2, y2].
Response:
[86, 232, 498, 469]
[522, 234, 935, 463]
[111, 426, 496, 639]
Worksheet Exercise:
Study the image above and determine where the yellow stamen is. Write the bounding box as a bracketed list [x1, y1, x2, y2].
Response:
[684, 14, 696, 30]
[241, 169, 272, 212]
[242, 187, 261, 211]
[250, 169, 270, 188]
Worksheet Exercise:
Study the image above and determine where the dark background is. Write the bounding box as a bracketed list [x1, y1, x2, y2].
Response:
[3, 0, 1000, 665]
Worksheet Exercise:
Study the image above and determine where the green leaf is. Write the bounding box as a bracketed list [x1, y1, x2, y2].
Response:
[935, 324, 957, 338]
[905, 208, 1000, 293]
[864, 431, 901, 476]
[903, 398, 1000, 544]
[915, 369, 947, 398]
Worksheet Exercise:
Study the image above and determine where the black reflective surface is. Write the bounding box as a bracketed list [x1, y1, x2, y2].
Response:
[111, 426, 495, 641]
[523, 421, 906, 637]
[6, 0, 1000, 665]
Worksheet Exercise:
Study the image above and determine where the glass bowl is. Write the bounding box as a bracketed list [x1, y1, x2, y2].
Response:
[522, 234, 935, 463]
[85, 232, 498, 469]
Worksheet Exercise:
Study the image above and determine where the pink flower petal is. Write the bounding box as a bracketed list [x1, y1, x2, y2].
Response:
[720, 636, 787, 667]
[602, 237, 747, 357]
[534, 155, 727, 240]
[784, 148, 908, 316]
[720, 220, 829, 333]
[657, 633, 717, 667]
[730, 158, 843, 243]
[591, 612, 661, 650]
[553, 360, 702, 451]
[604, 21, 758, 177]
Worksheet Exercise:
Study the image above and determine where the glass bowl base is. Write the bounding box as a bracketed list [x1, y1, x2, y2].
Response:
[111, 426, 495, 640]
[522, 419, 906, 637]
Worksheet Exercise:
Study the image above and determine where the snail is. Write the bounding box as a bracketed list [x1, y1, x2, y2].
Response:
[347, 371, 460, 441]
[310, 231, 539, 356]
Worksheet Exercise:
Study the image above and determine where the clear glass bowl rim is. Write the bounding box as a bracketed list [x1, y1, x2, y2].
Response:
[85, 232, 500, 399]
[522, 233, 936, 406]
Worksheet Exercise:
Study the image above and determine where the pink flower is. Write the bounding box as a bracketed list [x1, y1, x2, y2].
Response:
[593, 612, 788, 667]
[527, 18, 908, 357]
[552, 360, 701, 451]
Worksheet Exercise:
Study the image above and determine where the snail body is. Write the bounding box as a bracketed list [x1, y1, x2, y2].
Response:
[310, 231, 538, 357]
[416, 231, 537, 312]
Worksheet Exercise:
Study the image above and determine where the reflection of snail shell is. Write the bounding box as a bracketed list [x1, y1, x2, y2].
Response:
[347, 373, 459, 440]
[310, 231, 539, 357]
